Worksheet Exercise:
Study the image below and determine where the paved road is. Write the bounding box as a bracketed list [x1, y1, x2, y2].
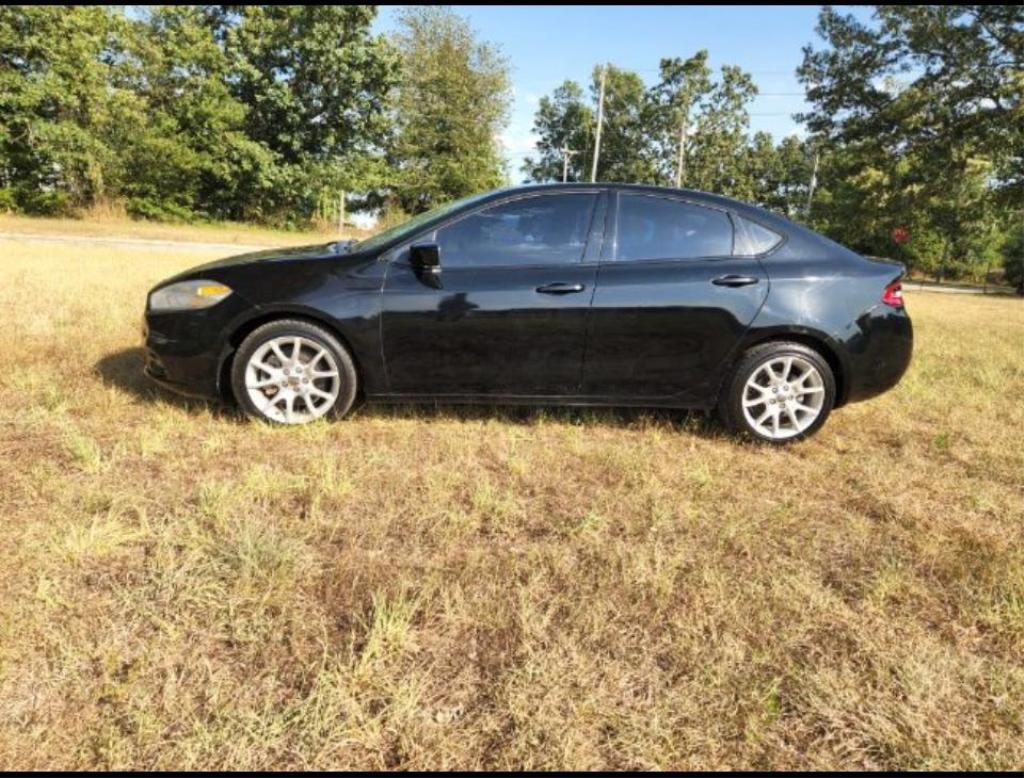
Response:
[0, 231, 270, 253]
[902, 280, 1018, 296]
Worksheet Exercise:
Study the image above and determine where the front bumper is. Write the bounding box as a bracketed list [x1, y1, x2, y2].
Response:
[143, 344, 221, 399]
[142, 302, 242, 401]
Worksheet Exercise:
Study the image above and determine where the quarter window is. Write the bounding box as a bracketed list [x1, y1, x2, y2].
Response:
[733, 215, 783, 256]
[435, 194, 597, 268]
[614, 194, 733, 261]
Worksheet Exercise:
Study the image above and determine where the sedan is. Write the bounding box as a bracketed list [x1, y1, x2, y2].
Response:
[143, 183, 912, 442]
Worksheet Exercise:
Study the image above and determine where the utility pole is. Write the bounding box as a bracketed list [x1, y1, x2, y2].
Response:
[590, 64, 607, 183]
[559, 146, 578, 182]
[805, 151, 820, 216]
[673, 92, 690, 188]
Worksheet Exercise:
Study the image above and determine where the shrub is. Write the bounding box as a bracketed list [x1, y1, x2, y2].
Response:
[0, 188, 17, 213]
[1001, 223, 1024, 294]
[19, 189, 75, 217]
[125, 197, 197, 224]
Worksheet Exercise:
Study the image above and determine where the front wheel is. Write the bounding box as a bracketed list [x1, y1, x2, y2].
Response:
[718, 341, 836, 443]
[230, 319, 358, 425]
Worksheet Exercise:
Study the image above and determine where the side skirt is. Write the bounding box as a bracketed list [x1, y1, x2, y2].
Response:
[363, 392, 713, 411]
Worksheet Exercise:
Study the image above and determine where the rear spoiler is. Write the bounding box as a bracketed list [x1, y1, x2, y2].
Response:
[864, 255, 906, 280]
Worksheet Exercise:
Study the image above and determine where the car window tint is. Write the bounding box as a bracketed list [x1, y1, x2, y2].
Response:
[733, 215, 783, 256]
[615, 194, 733, 261]
[436, 194, 596, 268]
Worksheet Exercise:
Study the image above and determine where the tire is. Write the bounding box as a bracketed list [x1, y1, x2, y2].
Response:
[230, 319, 358, 425]
[717, 341, 836, 443]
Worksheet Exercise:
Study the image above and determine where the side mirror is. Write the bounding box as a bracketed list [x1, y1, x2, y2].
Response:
[410, 242, 441, 274]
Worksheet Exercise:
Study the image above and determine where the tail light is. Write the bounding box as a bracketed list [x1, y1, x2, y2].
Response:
[882, 280, 904, 307]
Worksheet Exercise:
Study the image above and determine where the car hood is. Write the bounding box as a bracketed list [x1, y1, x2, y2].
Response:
[185, 241, 355, 273]
[154, 241, 368, 290]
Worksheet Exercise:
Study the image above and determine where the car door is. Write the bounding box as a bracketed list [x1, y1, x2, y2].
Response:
[381, 190, 606, 396]
[582, 192, 771, 404]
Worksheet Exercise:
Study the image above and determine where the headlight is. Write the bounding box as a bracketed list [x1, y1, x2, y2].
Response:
[148, 280, 233, 312]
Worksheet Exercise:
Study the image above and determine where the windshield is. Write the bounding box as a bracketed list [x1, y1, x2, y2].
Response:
[353, 189, 499, 254]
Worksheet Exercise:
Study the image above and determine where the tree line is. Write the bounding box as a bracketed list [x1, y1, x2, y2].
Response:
[1, 5, 1020, 285]
[0, 5, 509, 227]
[523, 57, 812, 219]
[523, 5, 1022, 285]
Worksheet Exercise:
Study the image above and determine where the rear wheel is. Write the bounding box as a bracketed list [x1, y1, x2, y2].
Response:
[718, 341, 835, 443]
[231, 319, 357, 424]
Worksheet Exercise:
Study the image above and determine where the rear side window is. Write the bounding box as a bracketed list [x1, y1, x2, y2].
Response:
[435, 193, 597, 268]
[614, 194, 733, 261]
[733, 215, 783, 256]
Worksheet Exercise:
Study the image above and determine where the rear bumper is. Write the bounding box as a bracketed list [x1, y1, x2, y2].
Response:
[842, 304, 913, 404]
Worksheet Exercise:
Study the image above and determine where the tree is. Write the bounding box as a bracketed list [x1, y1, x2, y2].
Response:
[389, 6, 511, 213]
[587, 65, 661, 184]
[0, 6, 135, 213]
[207, 5, 399, 222]
[797, 5, 1023, 278]
[1002, 219, 1024, 294]
[741, 131, 816, 217]
[650, 51, 713, 187]
[685, 65, 759, 197]
[521, 80, 593, 183]
[745, 133, 815, 218]
[0, 5, 399, 225]
[114, 5, 277, 222]
[523, 55, 759, 194]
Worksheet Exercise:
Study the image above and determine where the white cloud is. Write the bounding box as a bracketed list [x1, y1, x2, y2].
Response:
[499, 129, 539, 155]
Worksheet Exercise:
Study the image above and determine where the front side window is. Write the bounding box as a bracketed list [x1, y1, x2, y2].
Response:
[354, 190, 495, 254]
[435, 193, 597, 268]
[614, 194, 733, 262]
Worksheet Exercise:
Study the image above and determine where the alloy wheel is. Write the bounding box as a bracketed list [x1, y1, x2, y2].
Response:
[740, 355, 826, 440]
[244, 335, 341, 424]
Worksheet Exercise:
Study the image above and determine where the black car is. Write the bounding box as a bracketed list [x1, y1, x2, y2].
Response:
[143, 183, 912, 442]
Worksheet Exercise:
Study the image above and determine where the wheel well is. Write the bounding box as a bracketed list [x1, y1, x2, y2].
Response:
[217, 312, 363, 403]
[739, 332, 847, 407]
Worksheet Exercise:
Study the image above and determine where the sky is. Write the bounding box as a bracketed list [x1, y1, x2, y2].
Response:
[373, 4, 875, 180]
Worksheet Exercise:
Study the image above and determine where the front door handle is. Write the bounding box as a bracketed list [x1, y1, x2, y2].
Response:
[711, 275, 760, 288]
[536, 282, 585, 294]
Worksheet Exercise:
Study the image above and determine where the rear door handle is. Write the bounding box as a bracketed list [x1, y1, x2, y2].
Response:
[711, 275, 759, 288]
[536, 282, 585, 294]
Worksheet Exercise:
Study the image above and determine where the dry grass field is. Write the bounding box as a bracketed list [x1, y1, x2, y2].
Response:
[1, 232, 1022, 770]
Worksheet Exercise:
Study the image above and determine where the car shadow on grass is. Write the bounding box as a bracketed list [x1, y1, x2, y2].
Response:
[95, 347, 721, 435]
[94, 347, 239, 420]
[352, 400, 719, 436]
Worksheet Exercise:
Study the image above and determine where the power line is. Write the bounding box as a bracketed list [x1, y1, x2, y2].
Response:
[513, 71, 804, 93]
[630, 67, 798, 76]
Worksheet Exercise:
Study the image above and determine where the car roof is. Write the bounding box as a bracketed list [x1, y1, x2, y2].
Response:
[483, 182, 788, 226]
